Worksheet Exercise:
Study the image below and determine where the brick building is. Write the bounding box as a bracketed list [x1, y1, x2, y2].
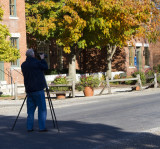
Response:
[30, 30, 160, 79]
[48, 37, 160, 78]
[0, 0, 27, 84]
[79, 39, 159, 77]
[4, 0, 157, 80]
[0, 0, 159, 90]
[124, 38, 153, 76]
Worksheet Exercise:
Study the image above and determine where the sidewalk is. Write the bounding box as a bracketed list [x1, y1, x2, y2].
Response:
[0, 86, 160, 113]
[0, 85, 158, 105]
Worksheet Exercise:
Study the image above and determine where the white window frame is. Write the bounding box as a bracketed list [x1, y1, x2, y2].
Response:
[10, 33, 20, 68]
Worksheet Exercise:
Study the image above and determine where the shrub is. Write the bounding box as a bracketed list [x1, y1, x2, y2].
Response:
[119, 73, 127, 84]
[157, 75, 160, 84]
[113, 74, 120, 85]
[131, 71, 146, 85]
[119, 73, 127, 78]
[76, 75, 100, 91]
[145, 68, 155, 83]
[153, 64, 160, 73]
[114, 74, 120, 79]
[75, 84, 84, 91]
[125, 76, 134, 85]
[100, 74, 106, 82]
[49, 76, 70, 91]
[100, 74, 106, 86]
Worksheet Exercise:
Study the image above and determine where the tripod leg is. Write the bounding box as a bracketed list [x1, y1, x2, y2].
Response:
[47, 95, 56, 128]
[49, 97, 60, 132]
[11, 96, 27, 131]
[46, 88, 60, 132]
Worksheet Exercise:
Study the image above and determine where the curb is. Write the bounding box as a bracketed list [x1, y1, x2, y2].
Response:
[0, 87, 160, 107]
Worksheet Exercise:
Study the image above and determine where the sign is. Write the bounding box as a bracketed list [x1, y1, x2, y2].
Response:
[134, 56, 137, 66]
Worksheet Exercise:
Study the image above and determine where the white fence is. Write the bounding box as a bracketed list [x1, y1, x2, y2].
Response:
[45, 71, 125, 83]
[4, 71, 159, 99]
[99, 74, 142, 94]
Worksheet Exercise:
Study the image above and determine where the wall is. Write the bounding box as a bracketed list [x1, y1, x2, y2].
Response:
[125, 38, 154, 76]
[1, 0, 27, 84]
[150, 41, 160, 67]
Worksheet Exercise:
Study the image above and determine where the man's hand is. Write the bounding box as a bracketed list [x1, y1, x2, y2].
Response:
[39, 53, 45, 60]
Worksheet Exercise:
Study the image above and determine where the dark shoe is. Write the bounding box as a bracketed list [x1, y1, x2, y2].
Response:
[27, 129, 34, 132]
[39, 129, 48, 132]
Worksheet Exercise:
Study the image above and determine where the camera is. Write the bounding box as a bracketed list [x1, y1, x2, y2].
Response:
[39, 53, 48, 58]
[35, 52, 48, 60]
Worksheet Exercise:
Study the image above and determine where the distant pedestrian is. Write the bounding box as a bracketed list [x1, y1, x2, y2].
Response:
[21, 49, 48, 132]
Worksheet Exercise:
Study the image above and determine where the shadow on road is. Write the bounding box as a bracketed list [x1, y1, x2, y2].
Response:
[0, 115, 160, 149]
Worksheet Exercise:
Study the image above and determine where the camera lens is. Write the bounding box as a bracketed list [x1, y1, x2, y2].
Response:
[44, 54, 48, 58]
[38, 53, 47, 58]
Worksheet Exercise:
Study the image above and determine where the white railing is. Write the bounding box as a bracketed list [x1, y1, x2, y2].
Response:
[99, 74, 142, 94]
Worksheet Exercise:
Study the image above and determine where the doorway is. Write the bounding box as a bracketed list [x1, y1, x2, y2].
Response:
[136, 47, 142, 71]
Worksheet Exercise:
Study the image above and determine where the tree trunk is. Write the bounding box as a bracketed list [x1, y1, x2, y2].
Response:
[106, 59, 112, 79]
[57, 46, 63, 70]
[68, 47, 76, 82]
[59, 47, 63, 70]
[106, 45, 117, 79]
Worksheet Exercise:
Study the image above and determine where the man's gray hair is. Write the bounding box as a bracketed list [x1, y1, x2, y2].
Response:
[26, 49, 34, 57]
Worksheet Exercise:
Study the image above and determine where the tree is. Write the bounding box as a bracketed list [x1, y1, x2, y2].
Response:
[25, 1, 60, 40]
[26, 0, 160, 80]
[0, 7, 20, 62]
[92, 0, 160, 78]
[25, 0, 86, 81]
[55, 3, 86, 81]
[64, 0, 160, 78]
[25, 0, 64, 69]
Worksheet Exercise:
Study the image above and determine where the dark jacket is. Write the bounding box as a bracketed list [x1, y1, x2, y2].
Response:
[21, 56, 48, 93]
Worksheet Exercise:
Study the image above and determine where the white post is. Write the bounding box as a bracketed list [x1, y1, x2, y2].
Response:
[72, 81, 75, 98]
[137, 74, 142, 90]
[154, 73, 158, 88]
[107, 76, 111, 94]
[14, 82, 18, 100]
[0, 81, 1, 91]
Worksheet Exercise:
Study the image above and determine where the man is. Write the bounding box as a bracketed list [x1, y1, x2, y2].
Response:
[21, 49, 48, 132]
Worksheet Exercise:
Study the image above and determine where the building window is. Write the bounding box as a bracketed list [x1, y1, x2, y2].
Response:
[144, 47, 150, 66]
[10, 37, 19, 67]
[129, 46, 134, 66]
[10, 0, 16, 17]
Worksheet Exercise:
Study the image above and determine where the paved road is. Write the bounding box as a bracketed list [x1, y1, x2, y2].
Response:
[1, 88, 160, 149]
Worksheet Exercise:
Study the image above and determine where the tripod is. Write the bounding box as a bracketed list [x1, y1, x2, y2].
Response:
[11, 86, 60, 132]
